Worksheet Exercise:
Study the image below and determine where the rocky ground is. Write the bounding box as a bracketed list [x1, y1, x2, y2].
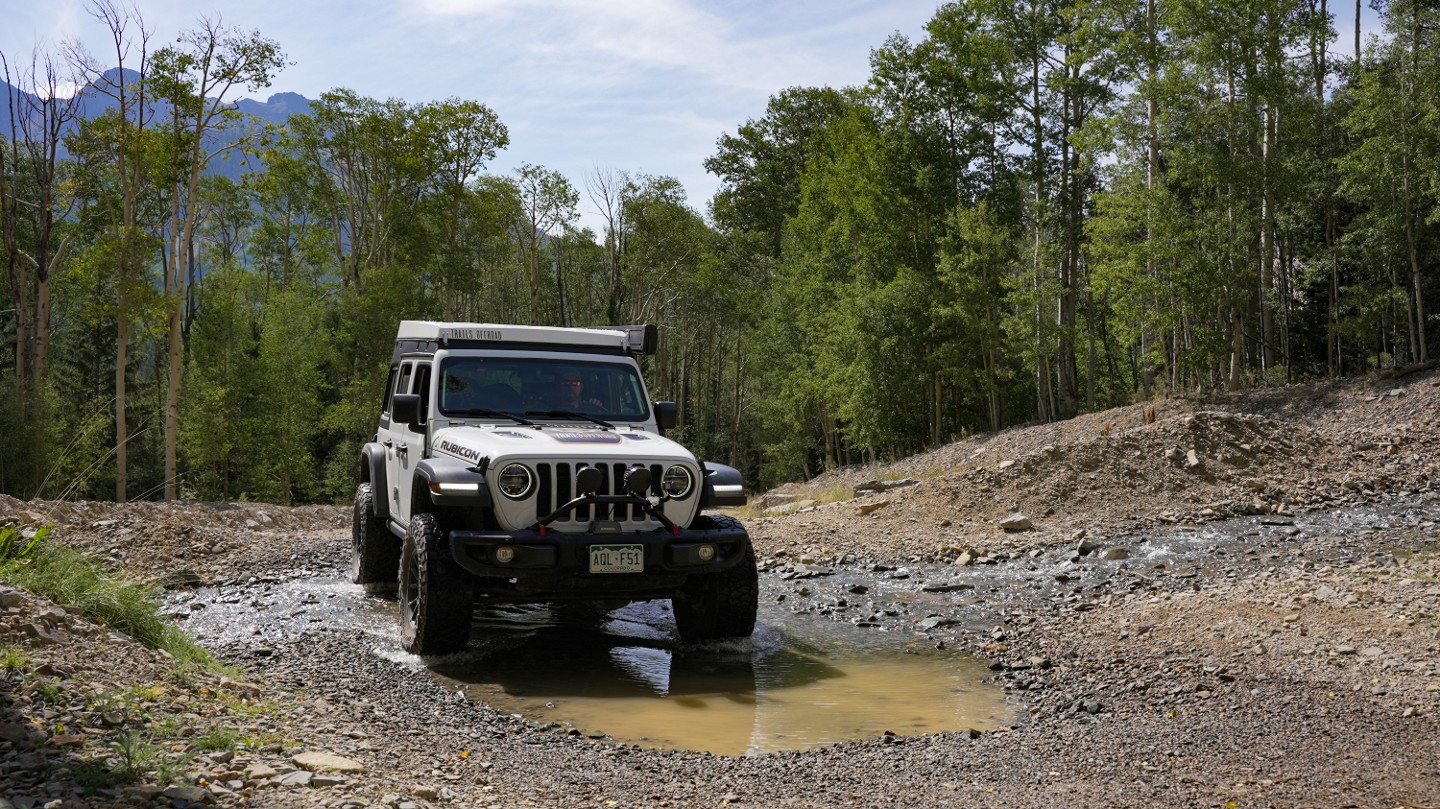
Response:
[1, 367, 1438, 808]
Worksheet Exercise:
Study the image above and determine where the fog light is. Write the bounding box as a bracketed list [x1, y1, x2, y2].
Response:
[494, 546, 516, 564]
[697, 544, 716, 562]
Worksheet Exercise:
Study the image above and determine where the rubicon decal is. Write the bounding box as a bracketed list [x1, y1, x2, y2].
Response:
[439, 439, 483, 461]
[550, 431, 623, 444]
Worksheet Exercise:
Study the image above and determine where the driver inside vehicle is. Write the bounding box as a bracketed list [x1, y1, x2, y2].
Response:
[558, 370, 604, 411]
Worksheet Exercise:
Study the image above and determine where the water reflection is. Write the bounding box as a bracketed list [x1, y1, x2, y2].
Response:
[431, 602, 1009, 755]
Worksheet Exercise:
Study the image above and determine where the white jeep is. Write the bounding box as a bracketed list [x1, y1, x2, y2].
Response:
[351, 321, 756, 655]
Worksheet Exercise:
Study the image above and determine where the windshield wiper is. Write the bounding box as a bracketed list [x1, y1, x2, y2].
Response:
[525, 410, 616, 430]
[447, 408, 539, 427]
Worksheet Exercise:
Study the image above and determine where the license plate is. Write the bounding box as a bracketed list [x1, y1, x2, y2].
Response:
[589, 544, 644, 573]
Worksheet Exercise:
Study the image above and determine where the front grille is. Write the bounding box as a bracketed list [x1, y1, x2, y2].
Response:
[534, 462, 667, 526]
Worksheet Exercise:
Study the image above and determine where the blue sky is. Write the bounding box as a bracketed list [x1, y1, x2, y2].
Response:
[4, 0, 1383, 235]
[2, 0, 941, 233]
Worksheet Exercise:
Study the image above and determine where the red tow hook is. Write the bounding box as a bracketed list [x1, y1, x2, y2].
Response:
[672, 524, 680, 536]
[538, 524, 547, 537]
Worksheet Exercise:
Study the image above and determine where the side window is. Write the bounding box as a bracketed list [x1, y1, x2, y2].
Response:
[414, 364, 432, 425]
[396, 362, 414, 406]
[381, 366, 399, 415]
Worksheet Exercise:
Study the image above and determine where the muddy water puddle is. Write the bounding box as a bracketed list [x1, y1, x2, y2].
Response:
[172, 578, 1010, 756]
[428, 601, 1009, 755]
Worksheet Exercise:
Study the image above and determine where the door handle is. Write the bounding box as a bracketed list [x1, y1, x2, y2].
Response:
[382, 439, 394, 448]
[397, 444, 409, 457]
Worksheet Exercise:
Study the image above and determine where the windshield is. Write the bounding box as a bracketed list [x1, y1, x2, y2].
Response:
[438, 356, 651, 422]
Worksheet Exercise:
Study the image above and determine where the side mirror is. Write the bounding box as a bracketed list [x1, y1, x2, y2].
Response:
[391, 393, 422, 428]
[653, 401, 677, 432]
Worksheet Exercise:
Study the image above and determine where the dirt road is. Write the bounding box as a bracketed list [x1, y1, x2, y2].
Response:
[2, 369, 1438, 808]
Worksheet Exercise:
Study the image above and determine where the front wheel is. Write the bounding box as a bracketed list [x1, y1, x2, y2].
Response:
[351, 483, 400, 590]
[673, 521, 758, 642]
[399, 512, 473, 655]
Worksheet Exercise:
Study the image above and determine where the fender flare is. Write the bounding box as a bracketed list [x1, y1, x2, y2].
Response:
[361, 442, 389, 522]
[413, 457, 493, 510]
[700, 462, 747, 509]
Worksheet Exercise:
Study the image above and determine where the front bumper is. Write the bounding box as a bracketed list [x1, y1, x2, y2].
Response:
[448, 521, 749, 584]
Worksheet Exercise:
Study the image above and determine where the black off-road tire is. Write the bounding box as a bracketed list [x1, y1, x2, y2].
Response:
[351, 483, 400, 589]
[673, 516, 759, 642]
[399, 512, 474, 655]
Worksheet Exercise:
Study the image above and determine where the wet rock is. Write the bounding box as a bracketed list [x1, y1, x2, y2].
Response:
[915, 616, 961, 630]
[162, 570, 206, 589]
[1076, 538, 1101, 556]
[1101, 547, 1131, 561]
[921, 580, 974, 594]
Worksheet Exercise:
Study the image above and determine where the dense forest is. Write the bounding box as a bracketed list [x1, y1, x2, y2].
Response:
[1, 0, 1436, 504]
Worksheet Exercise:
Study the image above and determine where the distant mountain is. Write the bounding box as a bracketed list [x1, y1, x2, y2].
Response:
[235, 91, 312, 125]
[1, 69, 313, 181]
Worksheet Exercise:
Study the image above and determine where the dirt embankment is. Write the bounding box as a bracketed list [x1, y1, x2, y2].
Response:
[748, 370, 1440, 565]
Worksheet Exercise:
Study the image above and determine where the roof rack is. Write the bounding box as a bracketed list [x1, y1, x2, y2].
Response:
[394, 321, 658, 355]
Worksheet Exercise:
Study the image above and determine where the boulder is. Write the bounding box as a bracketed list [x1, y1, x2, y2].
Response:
[998, 513, 1033, 532]
[293, 751, 366, 773]
[763, 499, 818, 516]
[856, 500, 891, 516]
[853, 478, 920, 497]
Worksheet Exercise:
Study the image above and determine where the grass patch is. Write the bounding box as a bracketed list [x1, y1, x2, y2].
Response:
[108, 731, 164, 782]
[33, 678, 65, 704]
[0, 526, 230, 674]
[192, 727, 240, 752]
[1, 643, 30, 673]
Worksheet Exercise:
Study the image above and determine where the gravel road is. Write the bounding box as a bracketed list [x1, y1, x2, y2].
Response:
[2, 369, 1439, 808]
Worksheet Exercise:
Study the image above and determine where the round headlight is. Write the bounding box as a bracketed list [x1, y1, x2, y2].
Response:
[661, 465, 694, 498]
[497, 464, 533, 499]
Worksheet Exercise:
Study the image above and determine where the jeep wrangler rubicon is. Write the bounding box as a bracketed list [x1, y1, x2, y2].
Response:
[351, 321, 756, 655]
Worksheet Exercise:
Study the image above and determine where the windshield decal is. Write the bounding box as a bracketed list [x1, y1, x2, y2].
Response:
[550, 431, 623, 444]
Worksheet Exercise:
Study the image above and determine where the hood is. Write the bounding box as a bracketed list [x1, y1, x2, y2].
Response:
[431, 424, 696, 465]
